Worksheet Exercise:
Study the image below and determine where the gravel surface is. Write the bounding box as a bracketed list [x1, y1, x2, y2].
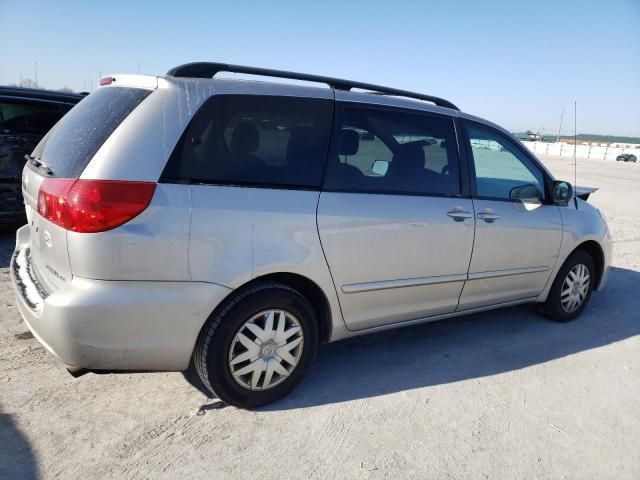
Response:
[1, 155, 638, 479]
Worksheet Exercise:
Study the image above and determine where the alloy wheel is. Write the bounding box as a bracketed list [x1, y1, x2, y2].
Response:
[560, 263, 590, 313]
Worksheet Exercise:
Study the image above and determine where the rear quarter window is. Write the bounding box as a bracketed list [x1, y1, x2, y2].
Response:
[161, 95, 332, 189]
[31, 87, 151, 178]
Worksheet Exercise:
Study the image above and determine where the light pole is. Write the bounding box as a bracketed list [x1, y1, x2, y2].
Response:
[556, 108, 564, 142]
[33, 62, 38, 88]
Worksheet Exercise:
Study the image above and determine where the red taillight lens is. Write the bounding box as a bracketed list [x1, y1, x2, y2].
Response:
[38, 179, 156, 233]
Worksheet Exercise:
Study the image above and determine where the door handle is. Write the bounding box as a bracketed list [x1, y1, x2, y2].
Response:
[447, 210, 473, 221]
[477, 212, 501, 222]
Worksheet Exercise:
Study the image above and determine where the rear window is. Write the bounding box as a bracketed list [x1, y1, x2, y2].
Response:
[161, 95, 332, 188]
[31, 87, 151, 178]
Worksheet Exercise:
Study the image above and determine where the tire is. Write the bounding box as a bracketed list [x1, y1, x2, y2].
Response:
[194, 281, 319, 408]
[538, 250, 595, 322]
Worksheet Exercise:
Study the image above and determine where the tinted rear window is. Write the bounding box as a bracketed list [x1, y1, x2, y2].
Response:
[31, 87, 151, 178]
[324, 104, 460, 196]
[161, 95, 332, 188]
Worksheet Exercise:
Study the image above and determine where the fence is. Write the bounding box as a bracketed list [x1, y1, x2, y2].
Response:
[521, 141, 639, 161]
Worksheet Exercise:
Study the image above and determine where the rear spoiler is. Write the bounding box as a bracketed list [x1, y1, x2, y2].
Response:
[575, 186, 598, 201]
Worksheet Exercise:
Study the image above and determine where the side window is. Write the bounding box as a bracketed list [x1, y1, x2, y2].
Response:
[162, 95, 332, 188]
[337, 128, 393, 177]
[324, 104, 460, 196]
[466, 123, 546, 200]
[0, 100, 72, 136]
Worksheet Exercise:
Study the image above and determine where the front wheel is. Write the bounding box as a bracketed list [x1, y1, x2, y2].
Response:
[194, 282, 319, 408]
[539, 250, 595, 322]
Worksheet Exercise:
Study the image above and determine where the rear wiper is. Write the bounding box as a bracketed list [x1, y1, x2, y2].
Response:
[25, 154, 55, 176]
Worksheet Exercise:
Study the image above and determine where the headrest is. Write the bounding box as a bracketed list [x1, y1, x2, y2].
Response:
[287, 126, 322, 163]
[230, 120, 259, 153]
[392, 143, 425, 171]
[339, 129, 359, 156]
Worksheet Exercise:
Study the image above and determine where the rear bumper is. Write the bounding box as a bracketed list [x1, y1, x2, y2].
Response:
[11, 225, 231, 371]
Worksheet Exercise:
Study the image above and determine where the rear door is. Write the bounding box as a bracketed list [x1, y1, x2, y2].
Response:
[317, 102, 475, 331]
[159, 93, 335, 286]
[23, 86, 152, 292]
[458, 120, 562, 310]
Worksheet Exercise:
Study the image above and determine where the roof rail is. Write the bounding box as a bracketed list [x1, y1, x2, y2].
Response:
[166, 62, 459, 111]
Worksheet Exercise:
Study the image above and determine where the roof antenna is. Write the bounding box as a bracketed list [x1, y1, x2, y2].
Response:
[573, 100, 578, 208]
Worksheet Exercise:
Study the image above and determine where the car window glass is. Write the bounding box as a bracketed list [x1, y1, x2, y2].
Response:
[466, 123, 545, 200]
[324, 105, 460, 196]
[32, 87, 151, 178]
[0, 100, 71, 136]
[337, 128, 393, 177]
[162, 95, 332, 188]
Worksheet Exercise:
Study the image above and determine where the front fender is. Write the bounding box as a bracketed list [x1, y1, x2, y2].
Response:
[536, 198, 611, 301]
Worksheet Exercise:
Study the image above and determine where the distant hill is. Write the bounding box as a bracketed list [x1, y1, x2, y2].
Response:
[514, 132, 640, 144]
[559, 134, 640, 144]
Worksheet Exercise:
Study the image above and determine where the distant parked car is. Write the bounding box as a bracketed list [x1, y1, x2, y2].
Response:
[616, 153, 637, 162]
[0, 87, 84, 225]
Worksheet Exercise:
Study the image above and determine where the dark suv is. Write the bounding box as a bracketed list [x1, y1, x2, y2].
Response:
[616, 153, 637, 163]
[0, 87, 84, 225]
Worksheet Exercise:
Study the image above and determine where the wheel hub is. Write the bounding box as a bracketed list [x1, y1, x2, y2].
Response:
[260, 342, 276, 358]
[228, 309, 304, 391]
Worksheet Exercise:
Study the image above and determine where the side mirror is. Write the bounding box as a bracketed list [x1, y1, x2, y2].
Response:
[509, 183, 543, 204]
[552, 180, 573, 205]
[370, 159, 389, 176]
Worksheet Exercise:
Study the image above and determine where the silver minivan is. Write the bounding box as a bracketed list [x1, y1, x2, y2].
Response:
[11, 63, 612, 408]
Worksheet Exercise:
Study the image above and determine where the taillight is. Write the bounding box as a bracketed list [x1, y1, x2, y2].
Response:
[38, 179, 156, 233]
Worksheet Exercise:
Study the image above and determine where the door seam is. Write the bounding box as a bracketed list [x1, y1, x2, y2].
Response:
[314, 191, 350, 331]
[455, 198, 477, 311]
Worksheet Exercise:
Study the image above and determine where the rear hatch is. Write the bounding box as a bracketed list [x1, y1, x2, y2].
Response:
[22, 85, 152, 292]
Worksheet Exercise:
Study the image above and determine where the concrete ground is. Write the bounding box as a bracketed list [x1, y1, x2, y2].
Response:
[1, 155, 638, 479]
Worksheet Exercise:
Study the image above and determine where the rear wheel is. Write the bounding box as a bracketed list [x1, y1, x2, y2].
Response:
[539, 250, 595, 322]
[194, 282, 319, 408]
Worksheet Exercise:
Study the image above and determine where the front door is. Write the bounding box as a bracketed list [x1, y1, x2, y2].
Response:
[458, 121, 563, 310]
[317, 102, 475, 331]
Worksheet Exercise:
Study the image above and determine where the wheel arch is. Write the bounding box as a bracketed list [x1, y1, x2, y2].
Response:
[573, 240, 605, 289]
[200, 272, 334, 345]
[251, 273, 333, 343]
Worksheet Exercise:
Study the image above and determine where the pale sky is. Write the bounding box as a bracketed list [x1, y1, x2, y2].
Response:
[1, 0, 638, 137]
